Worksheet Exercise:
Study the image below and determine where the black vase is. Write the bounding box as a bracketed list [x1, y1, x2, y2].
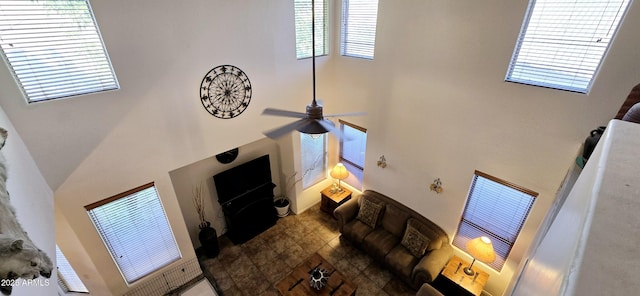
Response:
[582, 126, 606, 162]
[199, 221, 219, 258]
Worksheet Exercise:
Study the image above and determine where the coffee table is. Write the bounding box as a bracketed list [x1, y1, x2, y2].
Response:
[275, 253, 356, 296]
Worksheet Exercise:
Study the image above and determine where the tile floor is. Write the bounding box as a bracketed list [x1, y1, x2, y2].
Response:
[199, 203, 418, 296]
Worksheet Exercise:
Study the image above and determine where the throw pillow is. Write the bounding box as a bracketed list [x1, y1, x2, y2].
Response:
[407, 218, 443, 251]
[401, 223, 431, 258]
[356, 198, 383, 228]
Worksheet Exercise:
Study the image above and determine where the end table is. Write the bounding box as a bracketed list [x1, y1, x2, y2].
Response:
[435, 255, 489, 296]
[320, 186, 352, 216]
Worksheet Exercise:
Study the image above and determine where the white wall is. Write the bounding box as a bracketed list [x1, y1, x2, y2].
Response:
[0, 0, 638, 295]
[508, 120, 640, 295]
[322, 1, 640, 295]
[168, 137, 282, 249]
[45, 1, 313, 294]
[0, 107, 55, 296]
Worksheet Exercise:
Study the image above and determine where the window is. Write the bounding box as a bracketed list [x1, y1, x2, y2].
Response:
[294, 0, 328, 59]
[300, 133, 327, 188]
[340, 0, 379, 59]
[339, 120, 367, 189]
[85, 183, 181, 284]
[506, 0, 632, 93]
[453, 171, 537, 271]
[0, 0, 119, 103]
[56, 245, 89, 293]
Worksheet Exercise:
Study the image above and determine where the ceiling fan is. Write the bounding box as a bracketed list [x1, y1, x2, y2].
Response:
[262, 0, 365, 139]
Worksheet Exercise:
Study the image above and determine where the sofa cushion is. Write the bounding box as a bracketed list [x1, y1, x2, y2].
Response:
[357, 198, 384, 228]
[381, 203, 410, 237]
[417, 284, 445, 296]
[362, 228, 400, 261]
[407, 218, 443, 251]
[385, 245, 420, 279]
[401, 222, 431, 257]
[342, 219, 375, 245]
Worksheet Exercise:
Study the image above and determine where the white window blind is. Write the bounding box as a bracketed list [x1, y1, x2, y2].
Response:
[340, 0, 379, 59]
[294, 0, 328, 59]
[506, 0, 631, 93]
[0, 0, 119, 103]
[339, 120, 367, 189]
[300, 133, 327, 188]
[56, 245, 89, 293]
[453, 171, 537, 271]
[85, 183, 181, 284]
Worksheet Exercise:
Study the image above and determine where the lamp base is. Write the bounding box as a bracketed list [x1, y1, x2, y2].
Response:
[464, 258, 477, 276]
[463, 267, 475, 276]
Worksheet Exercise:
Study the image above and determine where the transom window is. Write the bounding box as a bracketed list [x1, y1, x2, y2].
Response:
[85, 182, 181, 284]
[506, 0, 632, 93]
[340, 0, 379, 59]
[294, 0, 328, 59]
[0, 0, 119, 103]
[453, 171, 537, 271]
[339, 120, 367, 189]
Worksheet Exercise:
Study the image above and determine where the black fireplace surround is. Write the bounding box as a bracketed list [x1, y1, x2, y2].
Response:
[213, 154, 277, 244]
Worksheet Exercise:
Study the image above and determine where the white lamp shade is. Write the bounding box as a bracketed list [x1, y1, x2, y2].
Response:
[466, 236, 496, 263]
[330, 163, 349, 180]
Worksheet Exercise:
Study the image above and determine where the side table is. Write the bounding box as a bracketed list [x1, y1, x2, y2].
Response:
[320, 186, 352, 216]
[434, 255, 489, 296]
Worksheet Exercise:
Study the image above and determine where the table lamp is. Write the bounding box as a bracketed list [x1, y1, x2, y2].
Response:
[464, 236, 496, 276]
[330, 163, 349, 192]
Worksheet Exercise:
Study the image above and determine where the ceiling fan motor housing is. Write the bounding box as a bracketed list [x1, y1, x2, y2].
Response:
[306, 103, 324, 120]
[293, 102, 335, 134]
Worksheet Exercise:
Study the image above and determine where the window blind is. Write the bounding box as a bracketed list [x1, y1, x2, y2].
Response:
[339, 120, 367, 169]
[294, 0, 328, 59]
[506, 0, 631, 93]
[339, 120, 366, 189]
[85, 183, 181, 284]
[0, 0, 118, 103]
[340, 0, 379, 59]
[453, 171, 537, 271]
[56, 245, 89, 293]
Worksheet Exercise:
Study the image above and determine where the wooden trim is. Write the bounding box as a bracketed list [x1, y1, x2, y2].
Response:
[84, 182, 155, 210]
[338, 119, 367, 133]
[474, 170, 538, 197]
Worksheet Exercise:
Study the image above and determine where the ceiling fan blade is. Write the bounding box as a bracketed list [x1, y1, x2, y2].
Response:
[317, 119, 354, 141]
[263, 119, 306, 139]
[262, 108, 307, 118]
[324, 111, 367, 118]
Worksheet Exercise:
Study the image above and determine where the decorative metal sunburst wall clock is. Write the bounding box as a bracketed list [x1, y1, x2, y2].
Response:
[200, 65, 252, 119]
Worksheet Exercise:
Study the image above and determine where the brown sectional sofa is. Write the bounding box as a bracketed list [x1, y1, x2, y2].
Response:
[334, 190, 452, 290]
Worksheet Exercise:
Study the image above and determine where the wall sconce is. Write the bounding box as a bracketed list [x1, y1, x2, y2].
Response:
[377, 155, 387, 168]
[430, 178, 443, 193]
